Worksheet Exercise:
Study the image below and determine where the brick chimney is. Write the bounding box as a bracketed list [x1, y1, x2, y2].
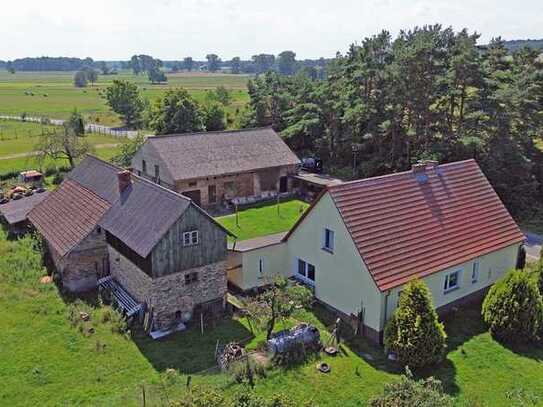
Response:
[118, 170, 132, 193]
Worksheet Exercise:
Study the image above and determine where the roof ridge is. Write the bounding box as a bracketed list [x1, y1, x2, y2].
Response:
[77, 154, 191, 204]
[330, 159, 477, 189]
[148, 126, 275, 140]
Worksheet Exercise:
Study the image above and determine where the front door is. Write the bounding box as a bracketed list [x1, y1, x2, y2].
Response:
[279, 176, 288, 193]
[182, 189, 202, 206]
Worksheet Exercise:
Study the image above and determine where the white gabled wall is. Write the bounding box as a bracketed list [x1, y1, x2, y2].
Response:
[285, 192, 383, 333]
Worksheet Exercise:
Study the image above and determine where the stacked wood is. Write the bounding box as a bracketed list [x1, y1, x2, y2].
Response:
[216, 342, 246, 371]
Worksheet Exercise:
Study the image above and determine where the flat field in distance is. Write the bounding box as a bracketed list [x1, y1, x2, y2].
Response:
[0, 71, 250, 127]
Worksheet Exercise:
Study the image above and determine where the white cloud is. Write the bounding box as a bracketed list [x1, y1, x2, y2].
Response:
[0, 0, 542, 60]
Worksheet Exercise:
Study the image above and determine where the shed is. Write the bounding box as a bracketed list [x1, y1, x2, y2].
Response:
[0, 190, 50, 235]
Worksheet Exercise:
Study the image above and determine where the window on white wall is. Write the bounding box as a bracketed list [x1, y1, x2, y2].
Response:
[472, 261, 480, 283]
[322, 228, 335, 252]
[444, 270, 461, 293]
[296, 258, 316, 285]
[183, 230, 199, 246]
[258, 257, 265, 274]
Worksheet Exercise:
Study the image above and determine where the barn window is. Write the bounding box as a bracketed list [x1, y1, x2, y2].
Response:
[185, 272, 198, 285]
[142, 160, 147, 174]
[183, 230, 199, 246]
[189, 181, 197, 187]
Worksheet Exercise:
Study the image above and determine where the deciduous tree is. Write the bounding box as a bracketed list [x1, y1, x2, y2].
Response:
[147, 89, 205, 134]
[104, 80, 146, 128]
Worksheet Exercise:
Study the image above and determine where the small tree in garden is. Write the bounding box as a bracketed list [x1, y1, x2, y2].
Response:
[482, 269, 543, 343]
[245, 278, 312, 340]
[369, 367, 453, 407]
[384, 280, 446, 369]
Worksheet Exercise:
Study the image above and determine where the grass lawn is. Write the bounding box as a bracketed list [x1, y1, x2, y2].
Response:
[0, 71, 250, 128]
[2, 234, 543, 405]
[215, 199, 310, 241]
[0, 119, 122, 175]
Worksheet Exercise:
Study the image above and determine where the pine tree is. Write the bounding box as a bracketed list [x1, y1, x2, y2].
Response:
[482, 270, 543, 343]
[384, 280, 446, 368]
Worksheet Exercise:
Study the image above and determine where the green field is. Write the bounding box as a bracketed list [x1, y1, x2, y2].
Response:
[0, 119, 121, 174]
[216, 199, 310, 241]
[0, 71, 250, 127]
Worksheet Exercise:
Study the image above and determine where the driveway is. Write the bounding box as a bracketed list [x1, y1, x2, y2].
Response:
[524, 231, 542, 263]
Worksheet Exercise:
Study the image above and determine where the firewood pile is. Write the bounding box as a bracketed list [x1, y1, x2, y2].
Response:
[216, 342, 246, 371]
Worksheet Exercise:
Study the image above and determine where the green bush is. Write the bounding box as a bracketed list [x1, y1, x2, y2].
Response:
[482, 269, 543, 343]
[384, 280, 446, 368]
[369, 367, 453, 407]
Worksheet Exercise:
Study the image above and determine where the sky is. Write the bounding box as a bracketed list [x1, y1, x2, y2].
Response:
[1, 0, 542, 61]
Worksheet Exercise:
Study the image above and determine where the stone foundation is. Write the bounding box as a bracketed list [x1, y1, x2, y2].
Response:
[109, 246, 227, 330]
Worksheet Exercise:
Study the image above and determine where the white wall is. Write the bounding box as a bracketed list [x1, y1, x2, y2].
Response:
[285, 192, 383, 333]
[383, 243, 521, 323]
[227, 243, 288, 291]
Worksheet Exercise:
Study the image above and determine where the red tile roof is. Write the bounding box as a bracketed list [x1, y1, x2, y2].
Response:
[28, 180, 110, 257]
[327, 159, 525, 291]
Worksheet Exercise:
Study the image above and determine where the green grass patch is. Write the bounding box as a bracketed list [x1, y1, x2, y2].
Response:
[215, 199, 309, 241]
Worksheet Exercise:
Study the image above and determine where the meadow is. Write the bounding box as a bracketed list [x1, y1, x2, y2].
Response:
[0, 70, 250, 127]
[0, 119, 122, 174]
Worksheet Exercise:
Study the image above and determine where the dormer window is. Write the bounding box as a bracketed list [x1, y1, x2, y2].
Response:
[183, 230, 199, 246]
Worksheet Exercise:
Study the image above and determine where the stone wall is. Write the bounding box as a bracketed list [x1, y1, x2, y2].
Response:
[109, 245, 152, 303]
[109, 244, 227, 330]
[47, 227, 109, 293]
[150, 260, 227, 329]
[173, 165, 297, 208]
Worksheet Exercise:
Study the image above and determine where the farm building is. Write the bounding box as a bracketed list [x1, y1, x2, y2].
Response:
[29, 155, 232, 330]
[0, 190, 49, 236]
[131, 127, 300, 209]
[227, 159, 525, 343]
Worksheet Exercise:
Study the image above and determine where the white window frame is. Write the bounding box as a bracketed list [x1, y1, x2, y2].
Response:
[322, 228, 335, 253]
[472, 261, 480, 283]
[444, 270, 461, 293]
[183, 230, 199, 247]
[295, 258, 316, 286]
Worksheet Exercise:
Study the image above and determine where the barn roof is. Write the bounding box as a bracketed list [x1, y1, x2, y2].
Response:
[29, 155, 231, 259]
[99, 176, 192, 258]
[145, 127, 300, 181]
[28, 180, 110, 257]
[327, 159, 524, 291]
[0, 191, 50, 225]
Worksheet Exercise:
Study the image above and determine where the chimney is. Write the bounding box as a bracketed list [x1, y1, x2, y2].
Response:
[412, 162, 428, 183]
[424, 160, 442, 176]
[118, 170, 132, 193]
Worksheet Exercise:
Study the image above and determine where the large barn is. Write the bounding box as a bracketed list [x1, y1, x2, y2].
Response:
[131, 127, 300, 209]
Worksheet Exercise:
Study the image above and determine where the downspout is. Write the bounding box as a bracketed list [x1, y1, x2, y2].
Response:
[383, 290, 391, 333]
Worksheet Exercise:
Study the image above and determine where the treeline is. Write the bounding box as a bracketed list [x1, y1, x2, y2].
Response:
[164, 52, 330, 77]
[5, 56, 95, 71]
[240, 25, 543, 218]
[501, 39, 543, 53]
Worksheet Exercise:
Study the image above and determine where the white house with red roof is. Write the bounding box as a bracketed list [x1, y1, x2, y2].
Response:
[228, 159, 525, 343]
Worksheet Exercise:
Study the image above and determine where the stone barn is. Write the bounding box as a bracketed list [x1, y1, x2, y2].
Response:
[131, 127, 300, 209]
[29, 155, 233, 330]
